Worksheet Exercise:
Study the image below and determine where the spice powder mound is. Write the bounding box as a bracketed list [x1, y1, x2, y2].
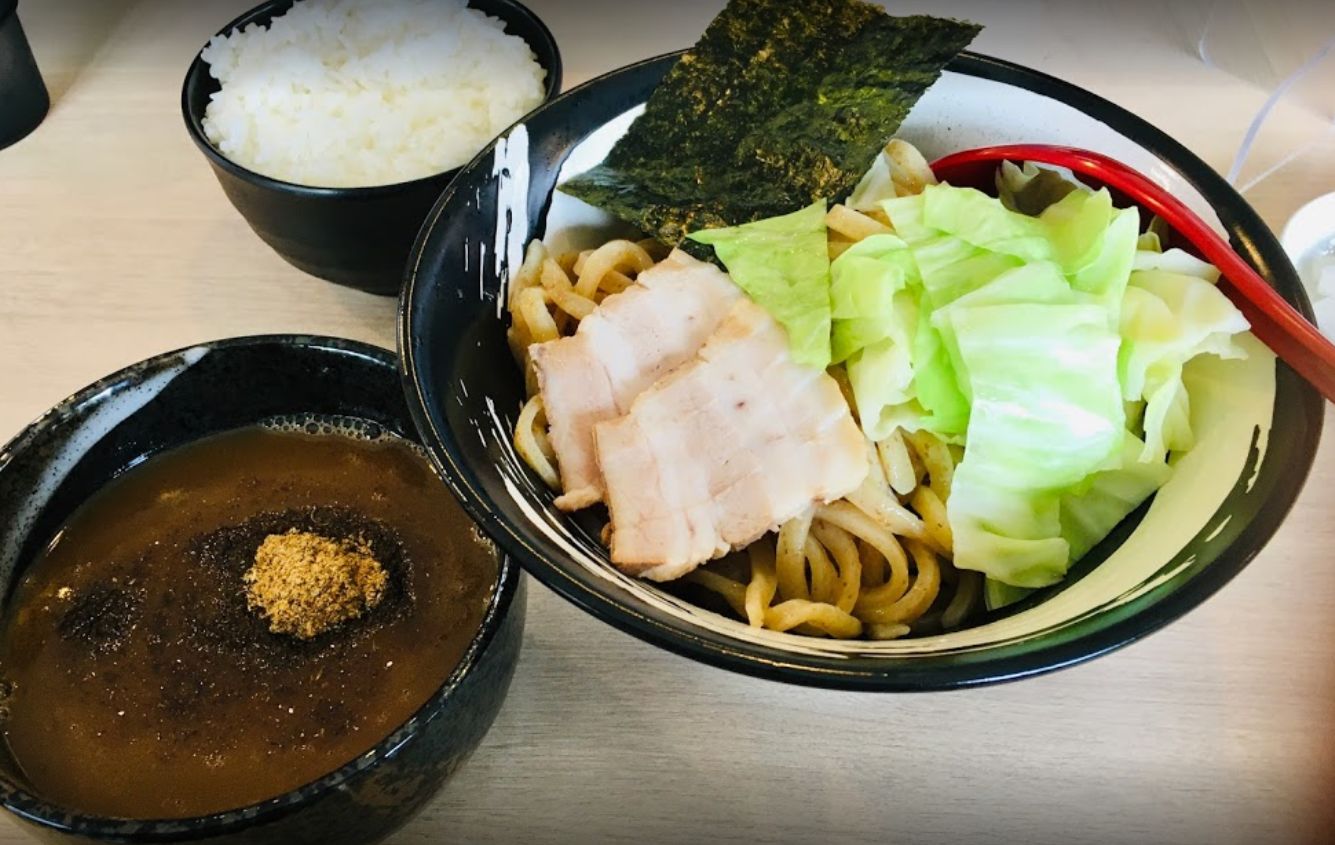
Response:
[243, 530, 389, 639]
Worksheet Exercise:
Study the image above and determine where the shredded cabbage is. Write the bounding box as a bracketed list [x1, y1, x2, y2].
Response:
[686, 172, 1250, 590]
[836, 182, 1248, 587]
[985, 578, 1034, 612]
[945, 298, 1125, 587]
[996, 160, 1084, 216]
[1060, 431, 1173, 562]
[1118, 251, 1249, 463]
[982, 428, 1168, 607]
[829, 235, 925, 433]
[688, 200, 833, 368]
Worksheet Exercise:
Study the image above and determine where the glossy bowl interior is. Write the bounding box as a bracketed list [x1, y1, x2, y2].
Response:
[181, 0, 562, 296]
[0, 336, 524, 844]
[400, 51, 1323, 691]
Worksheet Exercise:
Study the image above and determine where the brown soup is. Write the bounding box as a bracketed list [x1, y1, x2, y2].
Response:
[0, 425, 496, 819]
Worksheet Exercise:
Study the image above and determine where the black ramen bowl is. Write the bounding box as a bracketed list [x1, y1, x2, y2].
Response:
[181, 0, 562, 296]
[399, 51, 1323, 691]
[0, 336, 525, 843]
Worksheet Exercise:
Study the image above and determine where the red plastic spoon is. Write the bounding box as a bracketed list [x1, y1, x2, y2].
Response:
[931, 144, 1335, 404]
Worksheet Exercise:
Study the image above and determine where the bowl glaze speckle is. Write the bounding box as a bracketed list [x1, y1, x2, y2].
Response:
[181, 0, 562, 296]
[0, 336, 524, 844]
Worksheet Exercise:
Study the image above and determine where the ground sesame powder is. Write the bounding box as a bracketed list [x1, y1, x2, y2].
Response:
[243, 531, 388, 639]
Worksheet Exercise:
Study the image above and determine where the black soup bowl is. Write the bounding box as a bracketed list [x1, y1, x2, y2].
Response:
[0, 336, 524, 844]
[399, 52, 1322, 691]
[181, 0, 562, 296]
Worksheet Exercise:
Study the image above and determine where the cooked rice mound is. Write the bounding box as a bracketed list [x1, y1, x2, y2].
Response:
[201, 0, 546, 188]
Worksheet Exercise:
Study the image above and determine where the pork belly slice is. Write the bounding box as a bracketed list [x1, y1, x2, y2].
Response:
[596, 299, 868, 581]
[530, 250, 741, 511]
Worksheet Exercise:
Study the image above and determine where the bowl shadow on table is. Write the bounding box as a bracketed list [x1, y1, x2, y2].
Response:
[466, 584, 782, 737]
[171, 215, 401, 345]
[400, 590, 1047, 844]
[19, 0, 136, 103]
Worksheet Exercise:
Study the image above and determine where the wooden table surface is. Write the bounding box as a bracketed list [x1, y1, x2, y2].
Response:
[2, 2, 1333, 843]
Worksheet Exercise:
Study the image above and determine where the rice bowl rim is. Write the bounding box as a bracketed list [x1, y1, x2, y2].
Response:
[181, 0, 564, 196]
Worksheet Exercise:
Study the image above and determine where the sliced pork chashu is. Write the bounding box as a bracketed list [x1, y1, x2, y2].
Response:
[530, 250, 742, 510]
[595, 298, 868, 581]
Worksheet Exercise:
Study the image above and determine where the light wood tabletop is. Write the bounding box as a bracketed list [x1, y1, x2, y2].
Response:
[2, 1, 1333, 843]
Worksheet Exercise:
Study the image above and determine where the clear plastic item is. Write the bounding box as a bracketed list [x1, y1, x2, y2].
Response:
[1184, 0, 1334, 190]
[1176, 0, 1335, 332]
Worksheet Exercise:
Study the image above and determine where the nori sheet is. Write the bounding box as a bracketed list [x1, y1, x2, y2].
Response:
[561, 0, 981, 245]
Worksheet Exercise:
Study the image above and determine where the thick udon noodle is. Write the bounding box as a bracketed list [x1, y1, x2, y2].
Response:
[506, 141, 981, 640]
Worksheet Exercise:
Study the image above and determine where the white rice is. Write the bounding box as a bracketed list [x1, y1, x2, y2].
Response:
[201, 0, 547, 188]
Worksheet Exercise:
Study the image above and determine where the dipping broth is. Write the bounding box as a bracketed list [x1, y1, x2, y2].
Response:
[0, 425, 496, 819]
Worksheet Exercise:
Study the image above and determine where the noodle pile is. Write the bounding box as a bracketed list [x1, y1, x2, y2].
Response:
[507, 140, 982, 640]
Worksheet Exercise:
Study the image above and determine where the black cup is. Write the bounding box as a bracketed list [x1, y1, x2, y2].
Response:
[0, 0, 49, 150]
[181, 0, 562, 296]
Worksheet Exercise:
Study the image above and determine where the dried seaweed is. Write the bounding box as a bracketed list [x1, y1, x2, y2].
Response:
[561, 0, 981, 245]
